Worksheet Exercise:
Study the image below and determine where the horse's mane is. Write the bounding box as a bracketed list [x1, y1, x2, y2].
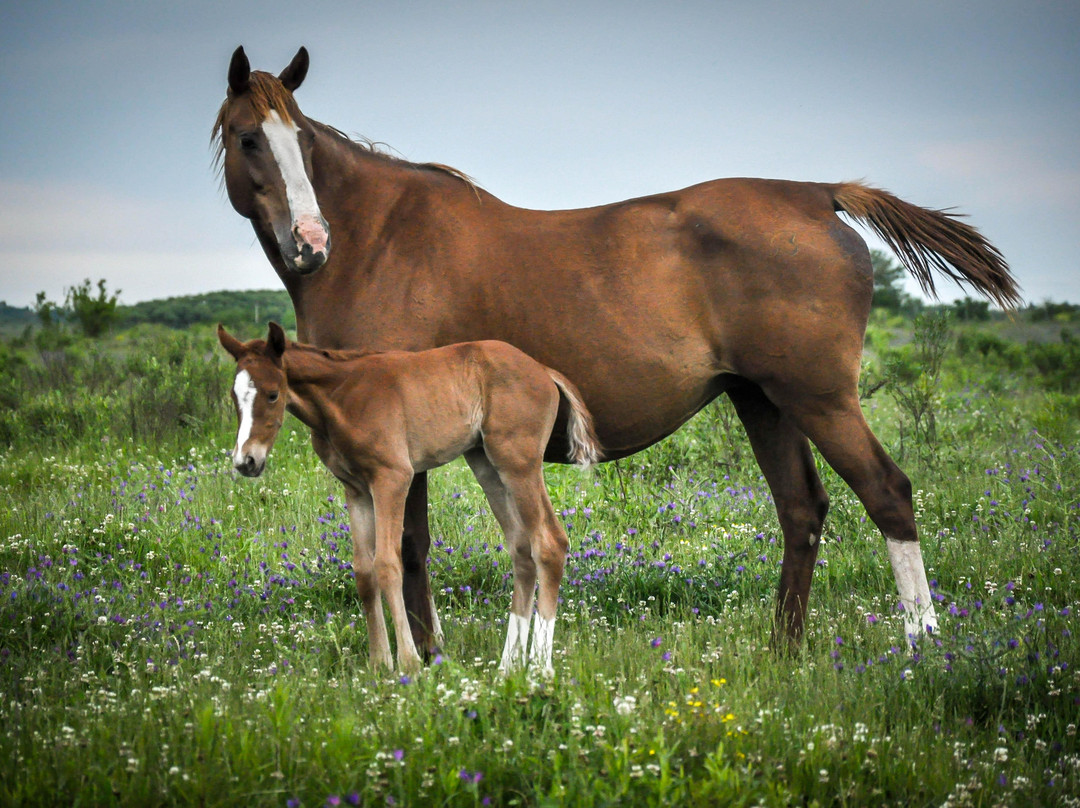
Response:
[212, 71, 479, 193]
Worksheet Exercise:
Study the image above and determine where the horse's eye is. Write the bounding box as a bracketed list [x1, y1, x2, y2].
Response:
[239, 134, 258, 152]
[267, 392, 279, 403]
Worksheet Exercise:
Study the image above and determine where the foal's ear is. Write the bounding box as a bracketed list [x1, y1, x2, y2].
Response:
[278, 47, 309, 93]
[228, 46, 251, 96]
[266, 321, 288, 364]
[217, 323, 246, 360]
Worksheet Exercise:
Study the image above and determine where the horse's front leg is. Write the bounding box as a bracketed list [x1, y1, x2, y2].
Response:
[372, 470, 424, 673]
[344, 484, 392, 669]
[401, 473, 442, 659]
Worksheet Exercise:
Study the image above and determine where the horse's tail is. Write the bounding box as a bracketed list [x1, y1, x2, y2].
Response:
[830, 182, 1021, 310]
[546, 369, 602, 468]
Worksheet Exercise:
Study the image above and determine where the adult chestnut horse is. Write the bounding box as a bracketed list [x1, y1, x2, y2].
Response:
[214, 46, 1020, 652]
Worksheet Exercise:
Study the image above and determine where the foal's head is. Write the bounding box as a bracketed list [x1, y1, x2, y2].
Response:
[218, 322, 290, 477]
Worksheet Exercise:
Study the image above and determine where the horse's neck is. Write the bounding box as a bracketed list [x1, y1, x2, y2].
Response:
[310, 124, 415, 237]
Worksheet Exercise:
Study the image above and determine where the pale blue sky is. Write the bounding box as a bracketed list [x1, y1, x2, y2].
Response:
[1, 0, 1077, 307]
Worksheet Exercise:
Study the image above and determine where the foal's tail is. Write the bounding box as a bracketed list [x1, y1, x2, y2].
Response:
[546, 369, 603, 468]
[831, 182, 1022, 310]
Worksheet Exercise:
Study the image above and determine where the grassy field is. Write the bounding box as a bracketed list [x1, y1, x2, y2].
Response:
[1, 319, 1078, 806]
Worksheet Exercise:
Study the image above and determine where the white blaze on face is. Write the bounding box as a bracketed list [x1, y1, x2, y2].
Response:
[887, 538, 940, 638]
[232, 369, 257, 464]
[261, 110, 327, 251]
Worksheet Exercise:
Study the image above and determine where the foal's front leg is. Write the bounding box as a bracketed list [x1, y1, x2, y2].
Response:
[345, 485, 392, 669]
[371, 470, 424, 673]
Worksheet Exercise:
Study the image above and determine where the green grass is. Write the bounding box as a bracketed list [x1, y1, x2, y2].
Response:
[1, 330, 1079, 807]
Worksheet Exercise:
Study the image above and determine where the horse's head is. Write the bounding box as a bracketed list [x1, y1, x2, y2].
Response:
[218, 322, 290, 477]
[215, 47, 331, 274]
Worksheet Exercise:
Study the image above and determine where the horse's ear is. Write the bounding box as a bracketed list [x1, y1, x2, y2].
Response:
[218, 323, 246, 360]
[278, 47, 309, 93]
[228, 46, 251, 96]
[267, 322, 287, 364]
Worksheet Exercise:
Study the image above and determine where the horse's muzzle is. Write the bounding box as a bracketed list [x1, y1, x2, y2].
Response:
[283, 216, 331, 274]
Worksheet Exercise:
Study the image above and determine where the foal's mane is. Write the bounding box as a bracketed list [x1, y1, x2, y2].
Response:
[286, 340, 379, 362]
[212, 71, 478, 192]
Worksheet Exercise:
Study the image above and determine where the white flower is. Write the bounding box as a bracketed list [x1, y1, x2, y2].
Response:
[993, 747, 1008, 763]
[614, 695, 637, 715]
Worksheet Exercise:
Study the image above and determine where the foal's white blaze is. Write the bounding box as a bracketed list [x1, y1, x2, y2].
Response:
[887, 538, 939, 638]
[500, 613, 530, 673]
[261, 110, 327, 251]
[529, 614, 556, 677]
[232, 369, 257, 465]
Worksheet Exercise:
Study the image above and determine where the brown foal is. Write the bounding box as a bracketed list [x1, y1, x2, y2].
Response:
[219, 323, 600, 673]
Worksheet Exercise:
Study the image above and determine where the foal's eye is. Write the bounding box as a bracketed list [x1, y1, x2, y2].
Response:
[267, 392, 279, 403]
[239, 134, 258, 152]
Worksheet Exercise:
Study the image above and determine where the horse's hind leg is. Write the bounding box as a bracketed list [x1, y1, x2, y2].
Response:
[345, 485, 392, 669]
[785, 391, 939, 639]
[728, 383, 830, 647]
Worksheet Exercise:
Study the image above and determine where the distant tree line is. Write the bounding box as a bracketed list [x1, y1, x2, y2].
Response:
[117, 289, 296, 332]
[870, 249, 1079, 323]
[3, 266, 1078, 341]
[2, 284, 296, 339]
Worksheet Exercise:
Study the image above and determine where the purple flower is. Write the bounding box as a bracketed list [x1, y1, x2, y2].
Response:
[651, 637, 662, 648]
[393, 749, 404, 762]
[327, 797, 341, 807]
[662, 651, 672, 661]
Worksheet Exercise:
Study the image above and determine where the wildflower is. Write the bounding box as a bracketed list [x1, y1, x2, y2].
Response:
[651, 637, 662, 648]
[613, 695, 637, 715]
[393, 749, 404, 762]
[994, 747, 1008, 763]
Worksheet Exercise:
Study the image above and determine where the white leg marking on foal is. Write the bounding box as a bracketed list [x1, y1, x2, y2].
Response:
[262, 110, 322, 224]
[529, 614, 556, 677]
[886, 538, 939, 638]
[232, 370, 256, 463]
[500, 613, 530, 674]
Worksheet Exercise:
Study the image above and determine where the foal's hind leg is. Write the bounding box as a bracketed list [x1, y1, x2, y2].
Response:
[783, 391, 939, 639]
[465, 450, 534, 672]
[345, 485, 392, 669]
[728, 383, 830, 648]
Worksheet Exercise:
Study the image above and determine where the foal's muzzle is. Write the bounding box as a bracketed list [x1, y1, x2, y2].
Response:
[233, 452, 265, 478]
